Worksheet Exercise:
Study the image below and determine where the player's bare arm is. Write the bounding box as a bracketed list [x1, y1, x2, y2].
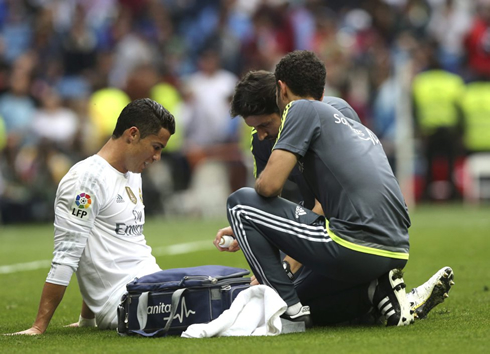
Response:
[9, 282, 67, 335]
[312, 199, 324, 216]
[255, 149, 297, 197]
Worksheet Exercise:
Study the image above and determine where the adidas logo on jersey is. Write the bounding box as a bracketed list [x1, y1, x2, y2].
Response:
[116, 194, 125, 203]
[295, 206, 307, 218]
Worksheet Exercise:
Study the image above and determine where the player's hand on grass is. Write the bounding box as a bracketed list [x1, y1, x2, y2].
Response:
[214, 226, 240, 252]
[64, 322, 79, 328]
[64, 315, 96, 328]
[6, 327, 43, 335]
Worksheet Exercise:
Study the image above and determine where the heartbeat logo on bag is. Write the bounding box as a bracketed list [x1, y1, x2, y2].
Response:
[147, 298, 196, 324]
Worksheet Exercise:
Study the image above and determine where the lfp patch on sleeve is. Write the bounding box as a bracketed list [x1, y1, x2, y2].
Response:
[71, 192, 92, 219]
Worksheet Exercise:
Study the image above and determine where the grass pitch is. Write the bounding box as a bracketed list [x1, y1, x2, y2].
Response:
[1, 204, 489, 353]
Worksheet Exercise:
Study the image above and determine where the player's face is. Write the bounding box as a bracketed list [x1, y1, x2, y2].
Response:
[127, 127, 171, 173]
[244, 113, 282, 142]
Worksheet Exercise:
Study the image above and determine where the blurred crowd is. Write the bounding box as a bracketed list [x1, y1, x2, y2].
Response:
[0, 0, 489, 224]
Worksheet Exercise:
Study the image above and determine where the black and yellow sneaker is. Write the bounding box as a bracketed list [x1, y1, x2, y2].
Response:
[373, 269, 414, 326]
[407, 266, 454, 319]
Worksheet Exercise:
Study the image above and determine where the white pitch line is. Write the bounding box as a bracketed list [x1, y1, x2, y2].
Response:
[0, 240, 215, 275]
[153, 240, 214, 256]
[0, 260, 52, 275]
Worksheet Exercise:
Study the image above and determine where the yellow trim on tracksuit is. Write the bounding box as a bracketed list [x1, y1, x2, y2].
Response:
[250, 128, 257, 178]
[325, 219, 409, 260]
[273, 101, 293, 150]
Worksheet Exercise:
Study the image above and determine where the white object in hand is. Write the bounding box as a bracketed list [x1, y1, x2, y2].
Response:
[219, 235, 234, 248]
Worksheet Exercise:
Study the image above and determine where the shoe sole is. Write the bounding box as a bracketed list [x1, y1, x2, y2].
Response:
[388, 269, 414, 326]
[282, 306, 313, 329]
[414, 267, 454, 319]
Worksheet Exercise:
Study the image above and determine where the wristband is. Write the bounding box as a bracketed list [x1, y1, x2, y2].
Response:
[282, 260, 294, 280]
[78, 315, 96, 327]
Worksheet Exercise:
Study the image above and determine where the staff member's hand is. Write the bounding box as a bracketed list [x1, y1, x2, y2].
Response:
[214, 226, 241, 252]
[250, 275, 260, 286]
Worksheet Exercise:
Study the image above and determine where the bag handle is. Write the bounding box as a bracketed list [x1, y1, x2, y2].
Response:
[129, 288, 187, 337]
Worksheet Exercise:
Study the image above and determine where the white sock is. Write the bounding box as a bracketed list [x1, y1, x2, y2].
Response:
[285, 302, 303, 316]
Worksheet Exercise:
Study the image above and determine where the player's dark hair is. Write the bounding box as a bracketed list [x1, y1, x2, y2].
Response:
[274, 50, 326, 100]
[230, 70, 280, 118]
[112, 98, 175, 139]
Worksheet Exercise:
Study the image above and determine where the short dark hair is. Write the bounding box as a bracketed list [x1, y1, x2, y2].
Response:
[274, 50, 326, 100]
[230, 70, 280, 118]
[112, 98, 175, 138]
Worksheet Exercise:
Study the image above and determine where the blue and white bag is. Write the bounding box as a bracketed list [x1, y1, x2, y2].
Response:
[117, 265, 250, 337]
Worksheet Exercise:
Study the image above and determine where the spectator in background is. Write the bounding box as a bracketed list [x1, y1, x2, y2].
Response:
[311, 7, 349, 99]
[31, 6, 61, 79]
[202, 1, 244, 76]
[464, 0, 490, 80]
[173, 47, 247, 217]
[0, 114, 6, 202]
[51, 5, 94, 101]
[0, 68, 58, 223]
[31, 87, 78, 154]
[0, 69, 36, 145]
[88, 87, 131, 151]
[182, 48, 238, 149]
[460, 81, 490, 154]
[30, 87, 79, 198]
[242, 2, 294, 71]
[412, 43, 465, 201]
[371, 47, 398, 171]
[146, 3, 188, 81]
[108, 6, 157, 89]
[0, 1, 32, 64]
[0, 114, 5, 150]
[150, 77, 191, 201]
[427, 0, 472, 74]
[0, 0, 487, 223]
[124, 64, 159, 101]
[182, 48, 245, 190]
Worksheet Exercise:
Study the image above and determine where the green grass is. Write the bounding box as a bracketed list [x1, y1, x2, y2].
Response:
[1, 205, 490, 353]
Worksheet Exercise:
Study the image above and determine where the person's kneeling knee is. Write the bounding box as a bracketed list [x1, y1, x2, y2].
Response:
[227, 187, 256, 208]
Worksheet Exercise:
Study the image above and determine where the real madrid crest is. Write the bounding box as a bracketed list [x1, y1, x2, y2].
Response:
[125, 186, 137, 204]
[139, 188, 143, 203]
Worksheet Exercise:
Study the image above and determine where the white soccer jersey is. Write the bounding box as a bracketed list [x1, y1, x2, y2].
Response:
[46, 155, 161, 328]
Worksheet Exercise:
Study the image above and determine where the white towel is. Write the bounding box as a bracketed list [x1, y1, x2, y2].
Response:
[181, 285, 287, 338]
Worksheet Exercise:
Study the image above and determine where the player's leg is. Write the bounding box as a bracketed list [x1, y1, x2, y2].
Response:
[293, 268, 374, 325]
[293, 250, 411, 327]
